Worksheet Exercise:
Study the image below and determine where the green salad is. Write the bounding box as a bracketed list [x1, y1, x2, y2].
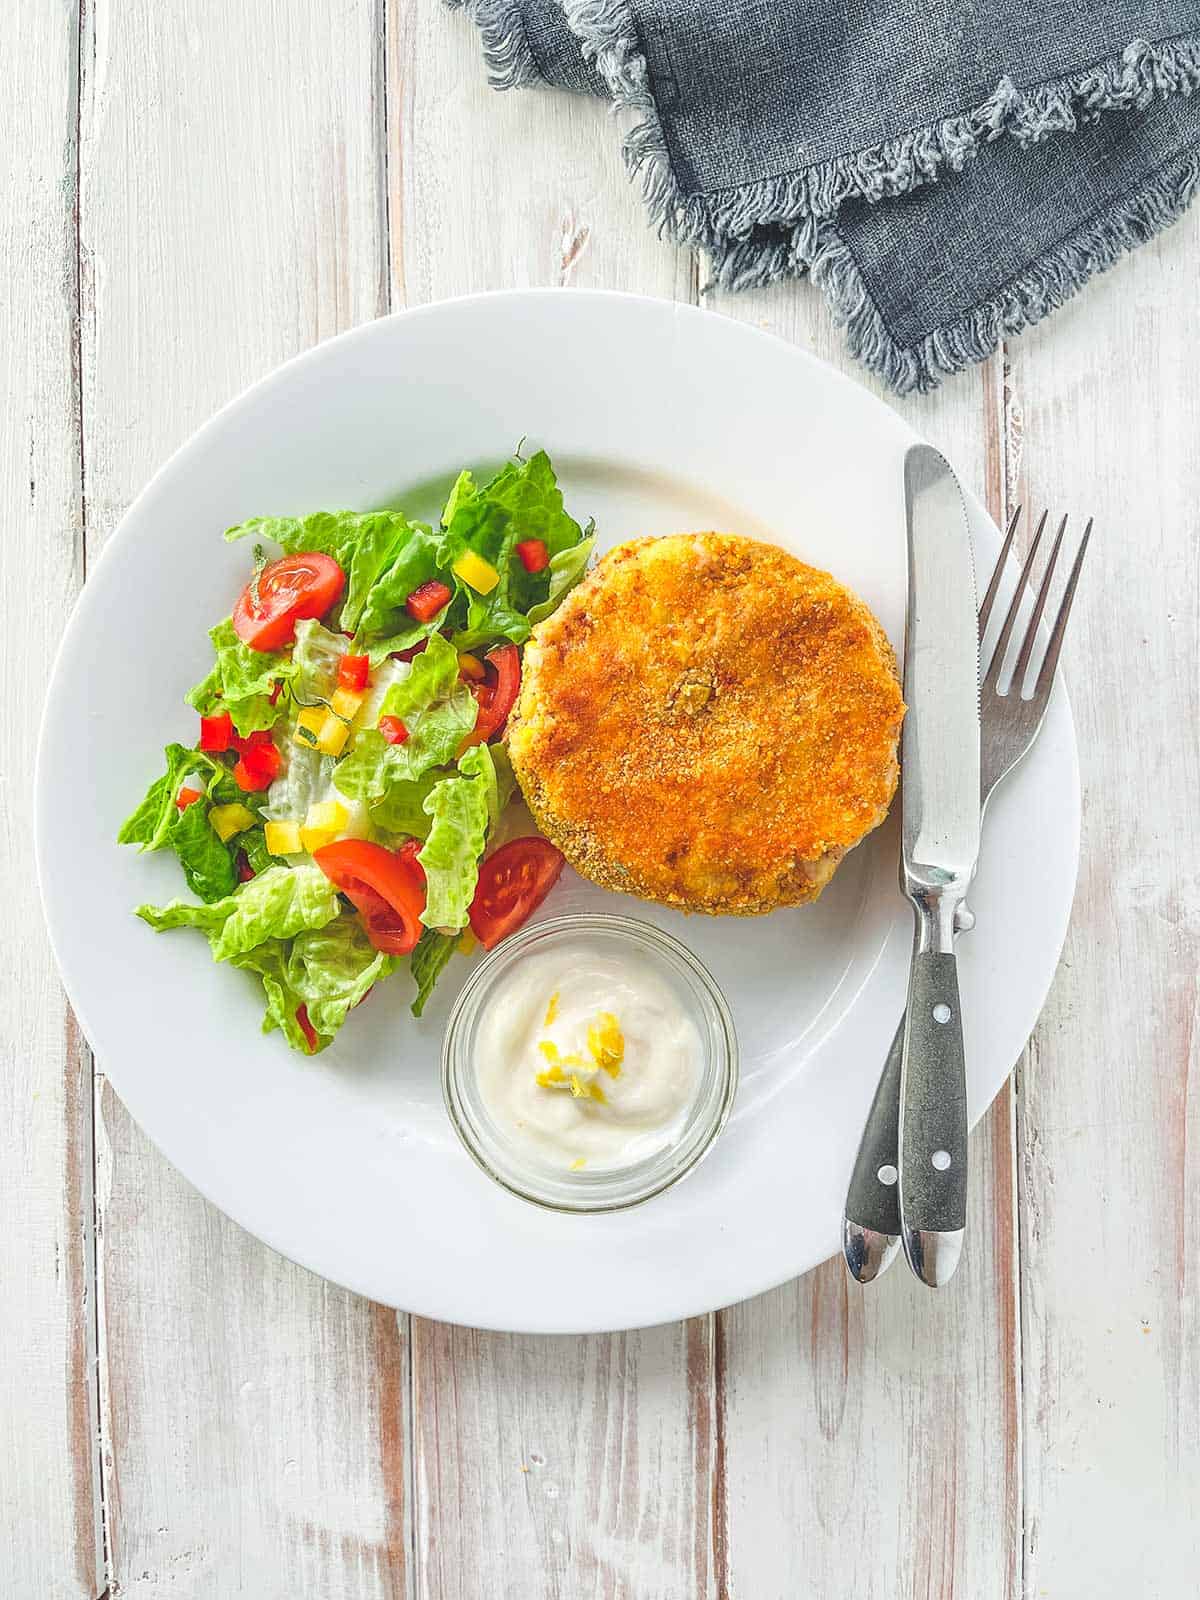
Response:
[120, 450, 593, 1053]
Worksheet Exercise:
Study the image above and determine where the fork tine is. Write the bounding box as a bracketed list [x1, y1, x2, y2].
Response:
[1011, 514, 1068, 692]
[1034, 518, 1093, 700]
[983, 509, 1048, 690]
[978, 505, 1021, 637]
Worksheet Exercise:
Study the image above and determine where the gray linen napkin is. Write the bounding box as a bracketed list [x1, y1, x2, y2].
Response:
[448, 1, 1200, 391]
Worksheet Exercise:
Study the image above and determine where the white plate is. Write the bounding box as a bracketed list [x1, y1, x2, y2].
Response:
[37, 291, 1079, 1333]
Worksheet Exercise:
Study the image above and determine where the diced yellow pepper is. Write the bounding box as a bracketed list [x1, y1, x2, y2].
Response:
[457, 652, 486, 682]
[452, 550, 500, 595]
[457, 927, 478, 957]
[306, 800, 349, 833]
[264, 820, 302, 856]
[330, 687, 364, 720]
[318, 711, 350, 756]
[299, 825, 337, 854]
[209, 802, 257, 844]
[294, 707, 326, 747]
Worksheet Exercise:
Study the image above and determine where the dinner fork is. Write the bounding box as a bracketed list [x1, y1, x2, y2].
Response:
[843, 506, 1092, 1285]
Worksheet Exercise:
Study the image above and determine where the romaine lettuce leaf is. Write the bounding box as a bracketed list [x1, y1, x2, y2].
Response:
[232, 916, 395, 1052]
[525, 532, 595, 625]
[239, 826, 275, 877]
[118, 744, 222, 852]
[416, 749, 493, 931]
[370, 771, 441, 839]
[333, 636, 476, 800]
[291, 617, 347, 698]
[137, 864, 339, 961]
[285, 918, 395, 1038]
[186, 619, 295, 736]
[409, 928, 459, 1018]
[439, 469, 476, 529]
[440, 452, 586, 649]
[169, 797, 238, 903]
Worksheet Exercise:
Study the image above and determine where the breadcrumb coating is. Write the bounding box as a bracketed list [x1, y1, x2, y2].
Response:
[508, 533, 904, 915]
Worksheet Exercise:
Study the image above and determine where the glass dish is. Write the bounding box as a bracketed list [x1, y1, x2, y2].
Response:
[442, 913, 738, 1212]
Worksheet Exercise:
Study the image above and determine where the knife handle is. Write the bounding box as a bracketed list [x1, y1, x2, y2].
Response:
[898, 949, 968, 1287]
[842, 1016, 904, 1282]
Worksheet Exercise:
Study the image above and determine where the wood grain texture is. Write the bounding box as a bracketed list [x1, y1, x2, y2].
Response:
[1007, 204, 1200, 1598]
[392, 10, 715, 1598]
[0, 1, 101, 1594]
[710, 286, 1022, 1599]
[77, 3, 406, 1595]
[10, 0, 1200, 1592]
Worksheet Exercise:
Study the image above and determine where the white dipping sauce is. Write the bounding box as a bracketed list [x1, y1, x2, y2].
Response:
[474, 946, 702, 1171]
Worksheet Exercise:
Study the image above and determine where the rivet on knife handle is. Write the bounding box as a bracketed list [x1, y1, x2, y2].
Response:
[898, 947, 968, 1287]
[842, 1016, 904, 1282]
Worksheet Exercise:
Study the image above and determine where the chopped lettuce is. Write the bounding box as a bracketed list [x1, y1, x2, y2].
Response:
[409, 929, 459, 1018]
[440, 451, 585, 649]
[232, 917, 396, 1051]
[128, 449, 592, 1052]
[333, 635, 476, 800]
[526, 532, 595, 625]
[417, 761, 492, 932]
[118, 743, 222, 853]
[370, 771, 441, 839]
[186, 619, 295, 736]
[137, 864, 339, 962]
[169, 797, 238, 903]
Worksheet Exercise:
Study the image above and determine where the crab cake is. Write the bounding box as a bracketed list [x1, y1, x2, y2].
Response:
[508, 533, 904, 916]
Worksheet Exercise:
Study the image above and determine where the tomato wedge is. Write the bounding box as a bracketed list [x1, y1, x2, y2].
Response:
[232, 551, 345, 652]
[468, 837, 564, 950]
[312, 839, 426, 956]
[463, 642, 521, 749]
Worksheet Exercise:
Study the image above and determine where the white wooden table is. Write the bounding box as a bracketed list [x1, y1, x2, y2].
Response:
[6, 5, 1198, 1595]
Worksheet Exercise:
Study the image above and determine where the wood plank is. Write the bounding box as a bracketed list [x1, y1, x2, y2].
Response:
[78, 3, 408, 1594]
[713, 280, 1022, 1598]
[0, 0, 102, 1592]
[1007, 204, 1200, 1594]
[392, 10, 715, 1597]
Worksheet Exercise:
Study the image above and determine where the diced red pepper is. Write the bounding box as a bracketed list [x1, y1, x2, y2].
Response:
[175, 786, 203, 812]
[405, 579, 453, 623]
[379, 715, 409, 746]
[515, 538, 549, 574]
[338, 653, 370, 691]
[236, 851, 256, 883]
[231, 727, 274, 754]
[296, 1004, 319, 1053]
[233, 740, 281, 792]
[268, 679, 284, 706]
[199, 711, 233, 752]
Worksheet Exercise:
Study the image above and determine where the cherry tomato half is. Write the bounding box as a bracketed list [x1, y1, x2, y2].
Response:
[232, 551, 345, 652]
[312, 838, 426, 956]
[468, 837, 564, 950]
[462, 642, 521, 749]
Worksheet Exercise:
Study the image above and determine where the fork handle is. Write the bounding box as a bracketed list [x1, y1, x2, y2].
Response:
[842, 1016, 904, 1281]
[898, 946, 969, 1286]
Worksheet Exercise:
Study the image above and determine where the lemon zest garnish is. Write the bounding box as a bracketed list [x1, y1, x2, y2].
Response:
[544, 991, 560, 1026]
[587, 1011, 625, 1079]
[589, 1082, 606, 1104]
[535, 1065, 565, 1087]
[538, 1040, 559, 1065]
[568, 1074, 590, 1099]
[570, 1157, 586, 1171]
